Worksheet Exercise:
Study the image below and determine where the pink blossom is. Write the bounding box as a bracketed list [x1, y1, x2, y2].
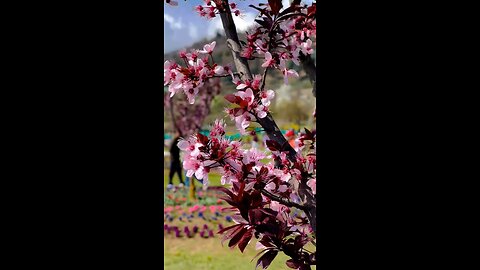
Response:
[242, 148, 266, 165]
[260, 89, 275, 106]
[251, 74, 262, 90]
[301, 39, 314, 55]
[261, 52, 275, 68]
[177, 139, 203, 157]
[255, 105, 268, 118]
[183, 158, 200, 178]
[288, 46, 301, 65]
[184, 87, 199, 104]
[234, 113, 252, 134]
[199, 41, 216, 54]
[178, 49, 187, 58]
[241, 46, 254, 59]
[214, 65, 224, 75]
[279, 59, 299, 84]
[265, 182, 276, 192]
[235, 88, 254, 106]
[210, 119, 226, 137]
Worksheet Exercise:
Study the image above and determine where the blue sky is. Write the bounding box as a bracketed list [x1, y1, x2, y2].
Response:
[163, 0, 313, 53]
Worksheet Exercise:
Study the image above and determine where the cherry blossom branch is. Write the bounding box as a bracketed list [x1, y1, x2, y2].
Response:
[218, 0, 316, 236]
[212, 72, 240, 78]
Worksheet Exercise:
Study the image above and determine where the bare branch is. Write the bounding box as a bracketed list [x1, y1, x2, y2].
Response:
[212, 72, 240, 78]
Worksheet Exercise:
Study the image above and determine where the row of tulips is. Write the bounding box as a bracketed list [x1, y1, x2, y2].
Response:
[164, 223, 227, 238]
[164, 204, 225, 214]
[164, 211, 232, 223]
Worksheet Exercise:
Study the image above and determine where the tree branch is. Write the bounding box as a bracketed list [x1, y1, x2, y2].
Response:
[260, 189, 312, 211]
[212, 72, 240, 78]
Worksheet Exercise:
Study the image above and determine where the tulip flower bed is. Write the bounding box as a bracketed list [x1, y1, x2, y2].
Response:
[164, 184, 234, 239]
[164, 185, 226, 206]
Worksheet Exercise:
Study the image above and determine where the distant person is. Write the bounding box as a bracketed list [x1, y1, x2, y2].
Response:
[252, 133, 259, 149]
[168, 131, 185, 189]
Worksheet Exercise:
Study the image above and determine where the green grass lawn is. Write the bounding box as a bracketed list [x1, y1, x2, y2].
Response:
[164, 237, 292, 270]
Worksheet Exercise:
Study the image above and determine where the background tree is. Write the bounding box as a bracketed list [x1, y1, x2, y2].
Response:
[164, 77, 222, 137]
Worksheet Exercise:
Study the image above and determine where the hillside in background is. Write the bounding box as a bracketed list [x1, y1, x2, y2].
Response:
[164, 32, 316, 134]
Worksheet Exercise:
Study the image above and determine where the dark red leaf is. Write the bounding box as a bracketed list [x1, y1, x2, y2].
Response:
[239, 99, 249, 108]
[228, 226, 247, 248]
[255, 19, 271, 29]
[256, 249, 278, 269]
[225, 94, 237, 103]
[251, 248, 269, 263]
[218, 223, 241, 234]
[237, 228, 253, 253]
[304, 127, 313, 139]
[259, 166, 268, 176]
[245, 181, 256, 191]
[235, 96, 244, 104]
[196, 132, 209, 145]
[260, 238, 275, 248]
[221, 224, 244, 246]
[299, 264, 312, 270]
[294, 234, 310, 249]
[307, 3, 316, 17]
[248, 5, 271, 19]
[286, 259, 301, 269]
[259, 208, 278, 217]
[268, 0, 283, 15]
[278, 5, 294, 17]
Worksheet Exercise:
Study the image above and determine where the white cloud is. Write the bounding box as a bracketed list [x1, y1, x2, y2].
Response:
[207, 12, 257, 38]
[282, 0, 291, 8]
[188, 22, 198, 40]
[164, 13, 183, 30]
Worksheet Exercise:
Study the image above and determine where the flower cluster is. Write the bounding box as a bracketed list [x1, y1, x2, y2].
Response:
[194, 1, 241, 19]
[224, 76, 276, 134]
[177, 124, 316, 202]
[164, 41, 231, 104]
[241, 3, 316, 85]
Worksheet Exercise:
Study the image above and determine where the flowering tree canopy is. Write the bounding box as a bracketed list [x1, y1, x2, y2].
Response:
[165, 77, 222, 137]
[164, 0, 317, 269]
